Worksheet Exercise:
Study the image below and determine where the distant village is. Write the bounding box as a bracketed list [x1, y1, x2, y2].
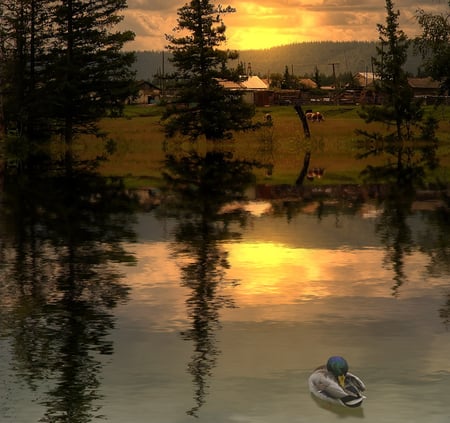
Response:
[129, 66, 447, 108]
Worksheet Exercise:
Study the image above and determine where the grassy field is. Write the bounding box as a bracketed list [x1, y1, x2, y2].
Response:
[80, 104, 450, 188]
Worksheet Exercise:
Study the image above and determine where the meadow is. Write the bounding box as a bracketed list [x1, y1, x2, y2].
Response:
[83, 104, 450, 189]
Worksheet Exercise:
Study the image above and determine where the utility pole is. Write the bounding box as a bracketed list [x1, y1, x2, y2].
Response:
[329, 62, 339, 104]
[371, 56, 375, 84]
[0, 35, 5, 169]
[161, 51, 165, 101]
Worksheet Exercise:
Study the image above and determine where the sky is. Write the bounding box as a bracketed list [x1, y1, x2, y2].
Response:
[119, 0, 448, 51]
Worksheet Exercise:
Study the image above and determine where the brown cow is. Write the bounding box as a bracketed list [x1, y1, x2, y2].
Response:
[306, 111, 324, 122]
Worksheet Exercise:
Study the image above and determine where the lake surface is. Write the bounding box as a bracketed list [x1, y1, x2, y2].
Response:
[1, 174, 450, 422]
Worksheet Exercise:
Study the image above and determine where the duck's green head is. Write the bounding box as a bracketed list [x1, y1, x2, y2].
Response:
[327, 356, 349, 387]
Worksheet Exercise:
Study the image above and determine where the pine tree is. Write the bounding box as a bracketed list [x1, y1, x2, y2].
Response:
[0, 0, 136, 171]
[0, 0, 50, 142]
[357, 0, 439, 185]
[374, 0, 413, 141]
[313, 66, 321, 89]
[163, 0, 256, 141]
[45, 0, 135, 163]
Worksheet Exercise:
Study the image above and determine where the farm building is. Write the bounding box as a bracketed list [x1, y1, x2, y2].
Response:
[128, 80, 161, 105]
[407, 77, 441, 97]
[218, 75, 273, 106]
[355, 74, 444, 105]
[216, 79, 242, 90]
[355, 72, 378, 87]
[240, 76, 271, 106]
[299, 78, 318, 90]
[240, 75, 269, 90]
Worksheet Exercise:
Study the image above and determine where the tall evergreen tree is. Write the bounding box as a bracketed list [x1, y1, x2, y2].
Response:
[312, 66, 321, 89]
[163, 0, 256, 141]
[0, 0, 50, 143]
[357, 0, 438, 185]
[281, 65, 298, 89]
[0, 0, 136, 170]
[374, 0, 413, 141]
[45, 0, 135, 166]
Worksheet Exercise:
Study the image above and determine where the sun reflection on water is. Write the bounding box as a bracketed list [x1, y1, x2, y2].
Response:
[224, 241, 438, 307]
[227, 242, 324, 297]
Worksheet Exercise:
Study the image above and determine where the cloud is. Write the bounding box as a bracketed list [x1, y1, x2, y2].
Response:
[119, 0, 449, 51]
[126, 0, 180, 12]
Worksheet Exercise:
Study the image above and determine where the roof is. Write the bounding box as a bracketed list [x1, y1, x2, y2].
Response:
[407, 77, 440, 89]
[240, 75, 269, 90]
[355, 72, 379, 86]
[134, 80, 161, 91]
[299, 78, 317, 89]
[217, 75, 269, 91]
[216, 79, 242, 90]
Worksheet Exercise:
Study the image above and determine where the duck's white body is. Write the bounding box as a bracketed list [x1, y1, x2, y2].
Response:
[308, 365, 366, 408]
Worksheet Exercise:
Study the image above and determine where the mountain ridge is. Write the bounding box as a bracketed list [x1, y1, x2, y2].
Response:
[133, 41, 423, 81]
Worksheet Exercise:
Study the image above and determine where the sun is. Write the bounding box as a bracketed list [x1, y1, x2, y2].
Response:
[227, 27, 304, 50]
[222, 5, 318, 50]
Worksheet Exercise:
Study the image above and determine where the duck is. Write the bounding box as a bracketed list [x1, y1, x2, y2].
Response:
[308, 356, 366, 408]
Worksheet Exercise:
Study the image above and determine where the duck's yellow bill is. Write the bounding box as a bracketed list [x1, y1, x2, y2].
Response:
[338, 375, 346, 387]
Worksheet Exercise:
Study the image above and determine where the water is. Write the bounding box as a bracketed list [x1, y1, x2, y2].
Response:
[1, 172, 450, 422]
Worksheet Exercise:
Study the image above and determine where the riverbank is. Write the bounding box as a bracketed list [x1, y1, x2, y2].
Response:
[130, 182, 450, 213]
[85, 104, 450, 189]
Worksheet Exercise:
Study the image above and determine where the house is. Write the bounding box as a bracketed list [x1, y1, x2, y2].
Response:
[217, 75, 273, 106]
[129, 80, 161, 105]
[299, 78, 318, 90]
[240, 76, 271, 106]
[216, 78, 242, 90]
[240, 75, 269, 90]
[273, 89, 301, 105]
[407, 77, 441, 98]
[355, 72, 378, 87]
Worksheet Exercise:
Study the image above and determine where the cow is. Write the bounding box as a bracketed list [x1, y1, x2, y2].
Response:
[306, 167, 325, 181]
[305, 111, 324, 122]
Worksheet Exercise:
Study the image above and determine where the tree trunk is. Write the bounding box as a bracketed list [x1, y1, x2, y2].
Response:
[293, 103, 311, 186]
[295, 151, 311, 186]
[294, 104, 310, 138]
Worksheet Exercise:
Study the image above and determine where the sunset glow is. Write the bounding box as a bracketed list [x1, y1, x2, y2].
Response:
[120, 1, 448, 52]
[226, 26, 310, 51]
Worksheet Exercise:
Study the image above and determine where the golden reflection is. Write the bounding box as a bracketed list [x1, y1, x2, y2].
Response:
[225, 242, 398, 304]
[121, 240, 439, 323]
[229, 242, 322, 279]
[226, 242, 326, 300]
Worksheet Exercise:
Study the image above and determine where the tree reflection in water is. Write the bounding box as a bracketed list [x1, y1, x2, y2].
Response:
[374, 186, 416, 296]
[418, 192, 450, 328]
[375, 185, 450, 301]
[160, 149, 257, 416]
[0, 172, 138, 422]
[266, 182, 450, 324]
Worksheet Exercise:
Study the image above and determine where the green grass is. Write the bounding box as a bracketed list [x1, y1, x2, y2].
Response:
[76, 104, 450, 188]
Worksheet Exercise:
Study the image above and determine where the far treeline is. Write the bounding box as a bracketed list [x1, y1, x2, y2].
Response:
[135, 41, 424, 82]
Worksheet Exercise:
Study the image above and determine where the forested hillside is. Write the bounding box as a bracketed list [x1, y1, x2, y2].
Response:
[133, 41, 423, 81]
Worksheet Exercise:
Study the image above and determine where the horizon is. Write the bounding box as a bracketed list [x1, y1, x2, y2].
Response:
[131, 39, 379, 54]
